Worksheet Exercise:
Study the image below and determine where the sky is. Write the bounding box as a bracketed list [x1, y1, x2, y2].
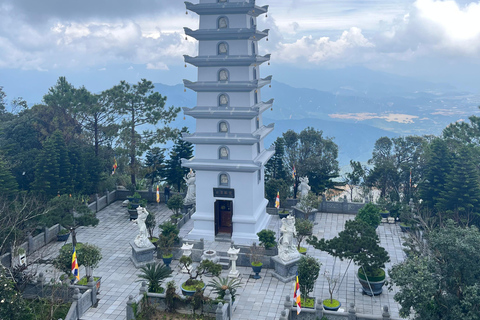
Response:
[1, 0, 480, 103]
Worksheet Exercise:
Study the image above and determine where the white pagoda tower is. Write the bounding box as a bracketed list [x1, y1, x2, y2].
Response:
[181, 0, 274, 244]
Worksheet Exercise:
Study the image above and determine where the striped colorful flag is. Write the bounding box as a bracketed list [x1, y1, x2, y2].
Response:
[72, 245, 80, 280]
[275, 191, 280, 209]
[294, 273, 301, 314]
[112, 157, 118, 175]
[156, 185, 160, 203]
[292, 165, 296, 180]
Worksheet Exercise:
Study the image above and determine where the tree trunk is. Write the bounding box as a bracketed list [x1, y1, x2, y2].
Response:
[94, 114, 99, 157]
[130, 105, 136, 186]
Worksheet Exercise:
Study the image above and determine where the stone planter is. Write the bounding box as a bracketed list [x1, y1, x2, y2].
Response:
[128, 209, 138, 221]
[57, 233, 70, 242]
[380, 211, 390, 219]
[201, 250, 219, 263]
[251, 263, 263, 279]
[323, 299, 341, 311]
[74, 276, 102, 294]
[181, 281, 205, 296]
[357, 269, 385, 296]
[400, 223, 411, 232]
[279, 211, 289, 219]
[162, 255, 173, 269]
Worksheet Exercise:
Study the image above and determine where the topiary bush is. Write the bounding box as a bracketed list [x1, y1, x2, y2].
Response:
[297, 255, 321, 299]
[257, 229, 277, 249]
[356, 203, 381, 229]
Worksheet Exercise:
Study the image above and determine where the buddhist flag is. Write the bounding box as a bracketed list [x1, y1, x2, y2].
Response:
[156, 185, 160, 203]
[71, 246, 80, 280]
[112, 157, 118, 175]
[292, 165, 296, 180]
[275, 191, 280, 209]
[294, 273, 301, 314]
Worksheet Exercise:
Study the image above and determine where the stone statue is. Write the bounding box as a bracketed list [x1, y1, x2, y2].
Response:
[298, 176, 311, 198]
[219, 69, 228, 81]
[278, 215, 300, 262]
[218, 17, 228, 29]
[134, 207, 150, 248]
[184, 170, 196, 205]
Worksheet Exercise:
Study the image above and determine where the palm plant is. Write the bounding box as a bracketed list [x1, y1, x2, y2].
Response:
[137, 263, 172, 293]
[207, 277, 243, 302]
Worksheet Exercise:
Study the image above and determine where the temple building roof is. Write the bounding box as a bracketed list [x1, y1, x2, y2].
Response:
[184, 54, 270, 67]
[183, 76, 271, 92]
[183, 99, 273, 119]
[185, 1, 268, 17]
[184, 27, 268, 41]
[182, 123, 274, 145]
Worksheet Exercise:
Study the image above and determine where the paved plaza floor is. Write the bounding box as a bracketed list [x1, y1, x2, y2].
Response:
[28, 201, 406, 320]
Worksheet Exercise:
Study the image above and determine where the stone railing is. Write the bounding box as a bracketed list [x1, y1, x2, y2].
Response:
[278, 296, 399, 320]
[62, 287, 97, 320]
[269, 196, 367, 216]
[126, 281, 231, 320]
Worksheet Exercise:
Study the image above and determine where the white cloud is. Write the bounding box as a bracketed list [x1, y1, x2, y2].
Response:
[274, 27, 374, 64]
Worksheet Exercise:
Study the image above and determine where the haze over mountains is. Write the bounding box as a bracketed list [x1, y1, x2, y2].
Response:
[161, 66, 480, 166]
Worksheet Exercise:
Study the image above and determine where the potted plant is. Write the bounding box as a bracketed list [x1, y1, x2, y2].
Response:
[167, 194, 184, 216]
[322, 269, 341, 311]
[57, 228, 70, 241]
[127, 203, 138, 220]
[249, 242, 264, 279]
[295, 219, 313, 255]
[355, 203, 381, 229]
[207, 277, 243, 303]
[137, 262, 172, 293]
[297, 255, 321, 309]
[257, 229, 277, 255]
[278, 209, 290, 220]
[158, 221, 179, 267]
[178, 256, 222, 296]
[139, 198, 148, 208]
[308, 219, 390, 296]
[296, 192, 320, 221]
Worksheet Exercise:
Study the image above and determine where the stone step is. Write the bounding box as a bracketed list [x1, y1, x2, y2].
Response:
[219, 261, 230, 270]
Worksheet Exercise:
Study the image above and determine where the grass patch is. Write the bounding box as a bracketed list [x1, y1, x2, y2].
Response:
[298, 247, 307, 254]
[162, 253, 173, 259]
[182, 280, 205, 291]
[323, 299, 340, 308]
[358, 268, 385, 282]
[77, 276, 100, 286]
[294, 297, 315, 308]
[251, 261, 263, 267]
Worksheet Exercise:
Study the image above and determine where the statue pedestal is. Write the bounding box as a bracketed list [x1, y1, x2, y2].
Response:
[130, 240, 155, 268]
[271, 255, 301, 283]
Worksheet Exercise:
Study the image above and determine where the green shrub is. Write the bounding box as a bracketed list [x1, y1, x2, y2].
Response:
[257, 229, 277, 249]
[297, 256, 321, 299]
[356, 203, 381, 229]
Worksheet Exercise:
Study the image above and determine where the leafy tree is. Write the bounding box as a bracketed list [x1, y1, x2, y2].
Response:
[165, 128, 193, 192]
[297, 191, 320, 220]
[107, 79, 180, 186]
[344, 160, 365, 201]
[438, 145, 480, 226]
[265, 137, 289, 182]
[0, 86, 6, 113]
[145, 147, 166, 187]
[297, 255, 321, 299]
[283, 127, 339, 196]
[355, 203, 381, 229]
[167, 194, 184, 216]
[295, 218, 313, 250]
[264, 178, 289, 207]
[389, 220, 480, 320]
[0, 265, 34, 320]
[73, 87, 119, 156]
[32, 131, 72, 197]
[43, 194, 99, 228]
[0, 158, 19, 198]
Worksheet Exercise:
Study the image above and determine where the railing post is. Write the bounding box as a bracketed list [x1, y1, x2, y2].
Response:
[224, 289, 232, 319]
[44, 226, 49, 244]
[316, 297, 323, 318]
[348, 302, 356, 320]
[126, 295, 136, 320]
[382, 305, 391, 320]
[95, 194, 99, 212]
[73, 288, 82, 318]
[28, 232, 34, 255]
[216, 302, 224, 320]
[139, 281, 147, 295]
[88, 279, 97, 307]
[106, 189, 110, 205]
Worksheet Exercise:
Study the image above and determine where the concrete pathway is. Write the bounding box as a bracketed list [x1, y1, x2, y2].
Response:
[28, 201, 406, 319]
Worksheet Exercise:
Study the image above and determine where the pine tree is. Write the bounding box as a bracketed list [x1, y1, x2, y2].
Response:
[145, 147, 166, 187]
[0, 158, 19, 197]
[265, 137, 289, 182]
[439, 145, 480, 226]
[32, 131, 72, 197]
[165, 129, 193, 192]
[419, 138, 452, 212]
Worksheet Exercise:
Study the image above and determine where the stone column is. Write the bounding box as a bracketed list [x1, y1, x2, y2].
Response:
[348, 302, 356, 320]
[216, 302, 224, 320]
[88, 278, 97, 307]
[73, 288, 82, 318]
[126, 295, 136, 320]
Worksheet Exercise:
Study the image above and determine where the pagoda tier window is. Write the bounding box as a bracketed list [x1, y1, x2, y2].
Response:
[218, 93, 229, 107]
[218, 69, 229, 82]
[252, 41, 256, 55]
[218, 121, 229, 133]
[219, 146, 230, 160]
[254, 92, 258, 104]
[251, 17, 256, 29]
[257, 142, 260, 154]
[218, 0, 227, 2]
[219, 173, 230, 187]
[218, 42, 228, 55]
[253, 67, 257, 80]
[218, 16, 228, 29]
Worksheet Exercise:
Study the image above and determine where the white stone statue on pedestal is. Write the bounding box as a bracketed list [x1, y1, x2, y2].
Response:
[184, 169, 196, 205]
[134, 207, 150, 248]
[278, 215, 300, 262]
[298, 176, 311, 198]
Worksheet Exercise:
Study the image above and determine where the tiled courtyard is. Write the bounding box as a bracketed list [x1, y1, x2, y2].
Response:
[29, 201, 406, 320]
